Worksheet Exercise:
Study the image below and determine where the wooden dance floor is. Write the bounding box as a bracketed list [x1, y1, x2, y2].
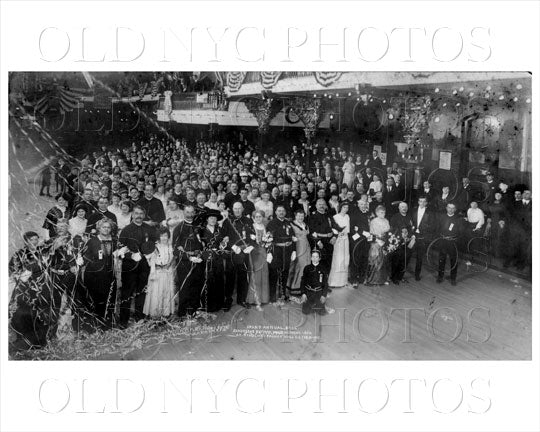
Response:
[120, 268, 531, 361]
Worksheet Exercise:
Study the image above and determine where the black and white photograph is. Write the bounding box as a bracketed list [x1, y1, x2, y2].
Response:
[7, 70, 532, 360]
[1, 2, 539, 432]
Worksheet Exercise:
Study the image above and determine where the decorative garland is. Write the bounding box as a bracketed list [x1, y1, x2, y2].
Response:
[245, 98, 282, 135]
[288, 97, 325, 140]
[260, 71, 282, 90]
[314, 72, 343, 87]
[226, 72, 247, 93]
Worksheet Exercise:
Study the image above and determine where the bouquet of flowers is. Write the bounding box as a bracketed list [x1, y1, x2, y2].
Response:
[261, 232, 273, 249]
[384, 232, 402, 255]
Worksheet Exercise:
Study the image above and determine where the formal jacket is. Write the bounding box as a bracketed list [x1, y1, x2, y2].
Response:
[300, 263, 329, 297]
[436, 213, 465, 240]
[411, 206, 435, 240]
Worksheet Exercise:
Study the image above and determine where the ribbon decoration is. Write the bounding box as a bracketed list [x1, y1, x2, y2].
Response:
[260, 71, 282, 89]
[226, 72, 247, 93]
[314, 72, 343, 87]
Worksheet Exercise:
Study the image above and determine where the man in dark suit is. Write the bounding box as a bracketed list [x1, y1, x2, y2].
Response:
[455, 177, 474, 215]
[513, 190, 532, 270]
[421, 181, 439, 211]
[436, 203, 465, 285]
[435, 186, 452, 213]
[383, 178, 403, 216]
[348, 200, 371, 286]
[390, 202, 414, 233]
[365, 150, 383, 170]
[410, 196, 435, 281]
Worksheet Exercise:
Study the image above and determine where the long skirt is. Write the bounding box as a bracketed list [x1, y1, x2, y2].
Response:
[143, 268, 175, 318]
[247, 245, 270, 305]
[287, 238, 311, 296]
[328, 235, 350, 287]
[365, 242, 389, 285]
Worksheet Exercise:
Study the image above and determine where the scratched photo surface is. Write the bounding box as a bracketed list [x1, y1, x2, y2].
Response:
[7, 71, 532, 360]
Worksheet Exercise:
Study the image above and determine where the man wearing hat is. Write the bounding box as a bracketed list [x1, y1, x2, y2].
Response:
[199, 209, 229, 312]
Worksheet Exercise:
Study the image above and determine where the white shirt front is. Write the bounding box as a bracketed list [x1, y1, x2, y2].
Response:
[416, 206, 426, 233]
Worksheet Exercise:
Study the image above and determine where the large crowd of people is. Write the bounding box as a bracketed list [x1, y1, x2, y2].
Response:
[8, 132, 532, 350]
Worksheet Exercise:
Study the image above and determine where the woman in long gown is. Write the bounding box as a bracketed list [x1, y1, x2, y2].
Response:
[82, 219, 117, 327]
[143, 227, 176, 318]
[287, 209, 311, 297]
[328, 202, 350, 288]
[365, 205, 391, 285]
[342, 156, 356, 189]
[246, 210, 270, 309]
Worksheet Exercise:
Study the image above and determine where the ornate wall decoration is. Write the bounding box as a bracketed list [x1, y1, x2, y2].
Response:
[260, 71, 282, 89]
[288, 97, 325, 140]
[314, 72, 343, 87]
[245, 98, 282, 135]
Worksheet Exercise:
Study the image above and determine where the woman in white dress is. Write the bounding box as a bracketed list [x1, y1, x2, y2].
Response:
[342, 156, 356, 189]
[328, 202, 350, 287]
[368, 174, 384, 196]
[164, 199, 184, 237]
[204, 191, 220, 210]
[143, 227, 176, 318]
[107, 193, 122, 220]
[68, 206, 88, 238]
[116, 200, 133, 231]
[255, 191, 274, 222]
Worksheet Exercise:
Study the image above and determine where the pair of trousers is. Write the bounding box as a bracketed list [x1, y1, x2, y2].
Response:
[438, 239, 458, 280]
[120, 263, 149, 324]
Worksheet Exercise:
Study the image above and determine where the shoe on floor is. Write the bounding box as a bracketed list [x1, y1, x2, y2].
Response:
[451, 280, 457, 286]
[436, 277, 443, 283]
[415, 275, 421, 281]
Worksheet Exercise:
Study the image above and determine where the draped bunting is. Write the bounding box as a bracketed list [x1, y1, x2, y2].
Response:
[226, 72, 247, 93]
[314, 71, 343, 87]
[33, 84, 81, 114]
[260, 71, 282, 90]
